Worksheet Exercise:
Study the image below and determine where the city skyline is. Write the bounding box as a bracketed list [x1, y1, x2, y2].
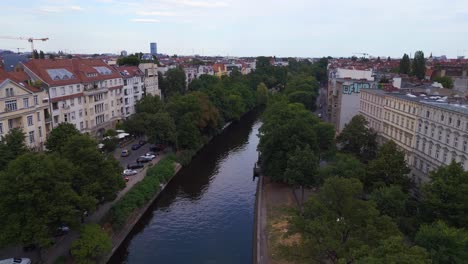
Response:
[1, 0, 468, 57]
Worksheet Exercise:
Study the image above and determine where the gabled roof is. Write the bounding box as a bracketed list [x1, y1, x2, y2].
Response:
[22, 58, 122, 86]
[113, 65, 144, 78]
[0, 68, 40, 92]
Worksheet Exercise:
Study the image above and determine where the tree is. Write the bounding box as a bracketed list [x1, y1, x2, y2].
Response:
[399, 53, 411, 74]
[313, 122, 335, 159]
[285, 145, 319, 213]
[33, 49, 39, 59]
[318, 153, 366, 180]
[288, 91, 316, 111]
[39, 50, 45, 59]
[336, 115, 378, 162]
[145, 112, 177, 146]
[422, 161, 468, 227]
[433, 76, 453, 88]
[61, 134, 125, 205]
[412, 51, 426, 79]
[354, 236, 430, 264]
[0, 153, 79, 249]
[370, 185, 408, 219]
[0, 128, 28, 170]
[292, 177, 400, 263]
[415, 221, 468, 264]
[71, 224, 112, 264]
[258, 101, 318, 182]
[45, 123, 80, 153]
[365, 140, 411, 192]
[135, 94, 164, 114]
[117, 55, 140, 66]
[256, 82, 268, 105]
[162, 68, 187, 98]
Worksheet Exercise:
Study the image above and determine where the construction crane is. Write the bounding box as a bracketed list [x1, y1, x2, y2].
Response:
[0, 36, 49, 58]
[353, 52, 369, 57]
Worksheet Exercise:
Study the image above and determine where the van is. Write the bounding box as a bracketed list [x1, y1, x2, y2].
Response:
[0, 258, 31, 264]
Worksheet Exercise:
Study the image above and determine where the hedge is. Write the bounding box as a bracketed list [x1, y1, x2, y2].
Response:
[108, 158, 175, 229]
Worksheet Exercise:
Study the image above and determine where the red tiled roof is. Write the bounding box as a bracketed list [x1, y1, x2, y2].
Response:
[113, 65, 144, 78]
[0, 68, 40, 92]
[23, 58, 121, 86]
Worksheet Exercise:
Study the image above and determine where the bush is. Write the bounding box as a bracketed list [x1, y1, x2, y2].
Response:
[71, 224, 112, 264]
[108, 158, 175, 229]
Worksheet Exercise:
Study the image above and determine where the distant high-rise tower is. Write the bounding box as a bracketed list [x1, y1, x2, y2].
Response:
[121, 50, 127, 56]
[150, 42, 157, 56]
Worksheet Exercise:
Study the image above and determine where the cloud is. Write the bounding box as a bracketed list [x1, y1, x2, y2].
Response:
[165, 0, 229, 8]
[39, 5, 83, 13]
[130, 18, 160, 23]
[137, 11, 182, 17]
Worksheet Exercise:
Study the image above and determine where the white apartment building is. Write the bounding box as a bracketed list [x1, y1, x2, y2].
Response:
[138, 62, 160, 97]
[0, 69, 50, 150]
[22, 58, 124, 138]
[114, 65, 144, 118]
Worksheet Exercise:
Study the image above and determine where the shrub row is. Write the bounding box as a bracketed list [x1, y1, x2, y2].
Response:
[108, 158, 175, 230]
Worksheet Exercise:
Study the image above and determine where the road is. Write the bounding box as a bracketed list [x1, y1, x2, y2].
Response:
[0, 140, 163, 263]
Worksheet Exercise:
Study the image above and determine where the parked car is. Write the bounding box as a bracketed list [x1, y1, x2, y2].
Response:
[131, 144, 141, 150]
[136, 157, 152, 163]
[150, 144, 166, 152]
[138, 140, 147, 146]
[141, 153, 156, 160]
[146, 151, 159, 156]
[121, 149, 130, 157]
[122, 169, 138, 176]
[54, 225, 70, 237]
[0, 258, 31, 264]
[127, 163, 144, 169]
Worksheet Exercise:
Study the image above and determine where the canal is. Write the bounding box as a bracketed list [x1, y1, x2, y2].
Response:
[110, 110, 261, 264]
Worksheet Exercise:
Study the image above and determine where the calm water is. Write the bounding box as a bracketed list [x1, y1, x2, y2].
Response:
[110, 111, 261, 264]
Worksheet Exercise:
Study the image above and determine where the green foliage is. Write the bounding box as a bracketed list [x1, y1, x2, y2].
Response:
[285, 146, 319, 188]
[354, 236, 430, 264]
[0, 153, 79, 248]
[0, 128, 28, 170]
[117, 55, 140, 66]
[62, 134, 125, 205]
[135, 94, 164, 114]
[433, 76, 454, 88]
[109, 158, 174, 229]
[258, 100, 320, 182]
[399, 53, 411, 74]
[370, 185, 408, 219]
[291, 177, 400, 263]
[412, 51, 426, 80]
[365, 140, 411, 192]
[336, 115, 378, 163]
[415, 221, 468, 264]
[256, 82, 268, 105]
[287, 91, 316, 111]
[71, 224, 112, 264]
[146, 112, 177, 146]
[160, 68, 187, 98]
[45, 123, 80, 153]
[422, 161, 468, 228]
[318, 153, 366, 180]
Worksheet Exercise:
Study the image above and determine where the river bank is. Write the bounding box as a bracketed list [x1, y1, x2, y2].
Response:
[109, 110, 261, 263]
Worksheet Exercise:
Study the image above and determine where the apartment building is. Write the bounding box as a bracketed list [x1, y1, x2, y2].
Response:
[0, 69, 50, 150]
[22, 58, 124, 137]
[114, 65, 144, 118]
[138, 62, 160, 97]
[360, 89, 468, 183]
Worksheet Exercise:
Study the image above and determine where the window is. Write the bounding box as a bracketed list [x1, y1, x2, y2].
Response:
[51, 88, 57, 97]
[28, 131, 34, 144]
[27, 115, 33, 126]
[69, 86, 73, 94]
[94, 93, 104, 102]
[78, 97, 82, 104]
[454, 137, 459, 148]
[457, 120, 461, 128]
[5, 100, 17, 111]
[426, 111, 430, 118]
[60, 87, 65, 95]
[443, 151, 448, 163]
[436, 148, 440, 159]
[449, 117, 452, 125]
[416, 139, 420, 150]
[112, 110, 114, 117]
[464, 140, 467, 152]
[422, 141, 426, 153]
[71, 111, 76, 120]
[79, 109, 83, 117]
[37, 112, 41, 121]
[95, 114, 105, 125]
[23, 98, 29, 108]
[438, 130, 442, 141]
[446, 134, 450, 144]
[95, 103, 104, 114]
[0, 123, 2, 134]
[80, 122, 84, 130]
[5, 87, 14, 97]
[431, 127, 435, 138]
[429, 144, 433, 156]
[38, 127, 42, 138]
[76, 84, 81, 92]
[34, 95, 38, 105]
[424, 125, 428, 135]
[111, 100, 114, 107]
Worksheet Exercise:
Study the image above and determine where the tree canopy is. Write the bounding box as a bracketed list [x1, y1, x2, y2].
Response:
[412, 51, 426, 80]
[71, 224, 112, 264]
[399, 53, 411, 74]
[336, 115, 378, 163]
[45, 123, 80, 153]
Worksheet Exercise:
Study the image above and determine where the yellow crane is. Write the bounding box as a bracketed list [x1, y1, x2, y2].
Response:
[0, 36, 49, 58]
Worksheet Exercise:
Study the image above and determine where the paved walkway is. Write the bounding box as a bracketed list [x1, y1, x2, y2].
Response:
[0, 140, 163, 263]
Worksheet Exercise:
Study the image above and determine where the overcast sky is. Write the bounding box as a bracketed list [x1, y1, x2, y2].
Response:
[1, 0, 468, 58]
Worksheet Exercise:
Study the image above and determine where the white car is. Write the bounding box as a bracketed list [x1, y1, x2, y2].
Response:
[0, 258, 31, 264]
[122, 169, 138, 176]
[141, 153, 156, 160]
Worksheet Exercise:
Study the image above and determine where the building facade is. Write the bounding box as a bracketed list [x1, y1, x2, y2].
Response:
[22, 58, 125, 138]
[138, 62, 160, 97]
[114, 65, 144, 118]
[0, 69, 50, 150]
[150, 42, 157, 56]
